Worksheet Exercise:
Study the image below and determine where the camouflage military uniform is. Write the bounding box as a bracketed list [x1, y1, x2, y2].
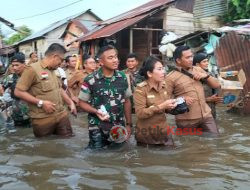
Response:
[1, 73, 31, 127]
[123, 68, 144, 93]
[78, 68, 131, 148]
[123, 68, 144, 113]
[203, 72, 217, 119]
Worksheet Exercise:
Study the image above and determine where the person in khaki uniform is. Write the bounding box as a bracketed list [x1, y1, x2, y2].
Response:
[65, 55, 78, 81]
[67, 55, 97, 105]
[27, 52, 38, 65]
[14, 43, 77, 137]
[165, 46, 221, 135]
[134, 56, 177, 146]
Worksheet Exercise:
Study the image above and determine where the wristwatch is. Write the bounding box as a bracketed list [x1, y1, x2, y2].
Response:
[201, 74, 211, 83]
[203, 74, 210, 80]
[37, 100, 43, 108]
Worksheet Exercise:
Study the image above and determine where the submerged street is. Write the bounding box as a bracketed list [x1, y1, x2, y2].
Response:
[1, 108, 250, 189]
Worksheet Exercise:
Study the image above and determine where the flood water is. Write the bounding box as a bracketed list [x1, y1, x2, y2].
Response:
[1, 108, 250, 190]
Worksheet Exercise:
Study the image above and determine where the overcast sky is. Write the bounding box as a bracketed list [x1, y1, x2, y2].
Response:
[1, 0, 150, 35]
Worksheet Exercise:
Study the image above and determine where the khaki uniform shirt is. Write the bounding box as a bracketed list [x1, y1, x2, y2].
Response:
[165, 66, 212, 121]
[133, 80, 171, 144]
[16, 61, 65, 119]
[67, 69, 90, 97]
[26, 60, 37, 66]
[65, 68, 75, 81]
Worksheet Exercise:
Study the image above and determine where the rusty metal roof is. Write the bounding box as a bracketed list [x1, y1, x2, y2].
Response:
[215, 31, 250, 112]
[78, 0, 174, 42]
[102, 0, 174, 25]
[79, 14, 151, 41]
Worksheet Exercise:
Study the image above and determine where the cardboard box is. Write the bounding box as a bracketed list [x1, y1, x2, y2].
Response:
[217, 69, 246, 106]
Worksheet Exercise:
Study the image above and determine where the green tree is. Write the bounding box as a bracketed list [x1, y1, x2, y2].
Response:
[4, 25, 32, 45]
[0, 26, 4, 39]
[224, 0, 250, 22]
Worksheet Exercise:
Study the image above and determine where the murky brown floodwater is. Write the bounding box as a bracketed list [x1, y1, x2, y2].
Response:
[1, 107, 250, 190]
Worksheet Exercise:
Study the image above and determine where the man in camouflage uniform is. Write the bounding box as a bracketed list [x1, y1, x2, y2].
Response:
[0, 53, 31, 127]
[123, 53, 144, 113]
[123, 53, 144, 93]
[78, 45, 132, 149]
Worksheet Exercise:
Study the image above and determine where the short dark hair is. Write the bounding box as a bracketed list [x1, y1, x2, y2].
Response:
[126, 53, 138, 60]
[97, 45, 117, 58]
[65, 55, 72, 63]
[29, 52, 37, 58]
[11, 52, 25, 64]
[173, 45, 190, 62]
[193, 52, 208, 65]
[45, 43, 66, 56]
[82, 54, 91, 64]
[139, 56, 162, 79]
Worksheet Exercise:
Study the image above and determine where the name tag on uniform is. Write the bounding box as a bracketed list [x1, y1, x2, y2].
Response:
[147, 95, 155, 99]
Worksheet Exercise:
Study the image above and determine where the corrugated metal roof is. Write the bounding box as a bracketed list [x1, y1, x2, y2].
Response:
[78, 0, 174, 42]
[171, 30, 207, 45]
[215, 31, 250, 113]
[175, 0, 195, 13]
[75, 20, 98, 32]
[79, 14, 151, 41]
[18, 9, 97, 44]
[101, 0, 174, 25]
[215, 24, 250, 35]
[194, 0, 227, 19]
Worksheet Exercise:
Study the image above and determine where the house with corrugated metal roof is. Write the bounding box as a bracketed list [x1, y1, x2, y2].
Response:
[163, 20, 250, 114]
[17, 9, 101, 59]
[0, 17, 17, 74]
[60, 19, 99, 55]
[74, 0, 227, 68]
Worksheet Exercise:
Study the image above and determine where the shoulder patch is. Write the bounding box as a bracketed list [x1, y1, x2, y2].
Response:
[84, 72, 95, 82]
[137, 81, 147, 87]
[25, 64, 31, 67]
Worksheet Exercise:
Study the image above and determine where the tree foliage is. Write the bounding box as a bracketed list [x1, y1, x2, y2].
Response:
[4, 25, 32, 45]
[224, 0, 250, 22]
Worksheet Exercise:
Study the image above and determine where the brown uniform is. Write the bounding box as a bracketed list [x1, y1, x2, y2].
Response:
[16, 61, 73, 137]
[67, 69, 90, 97]
[165, 66, 218, 134]
[65, 68, 75, 81]
[26, 59, 37, 66]
[133, 80, 174, 145]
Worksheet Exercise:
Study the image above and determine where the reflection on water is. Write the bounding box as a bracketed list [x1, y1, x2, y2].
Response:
[1, 108, 250, 189]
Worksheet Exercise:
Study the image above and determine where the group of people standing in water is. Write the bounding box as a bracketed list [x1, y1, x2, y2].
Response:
[1, 43, 222, 149]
